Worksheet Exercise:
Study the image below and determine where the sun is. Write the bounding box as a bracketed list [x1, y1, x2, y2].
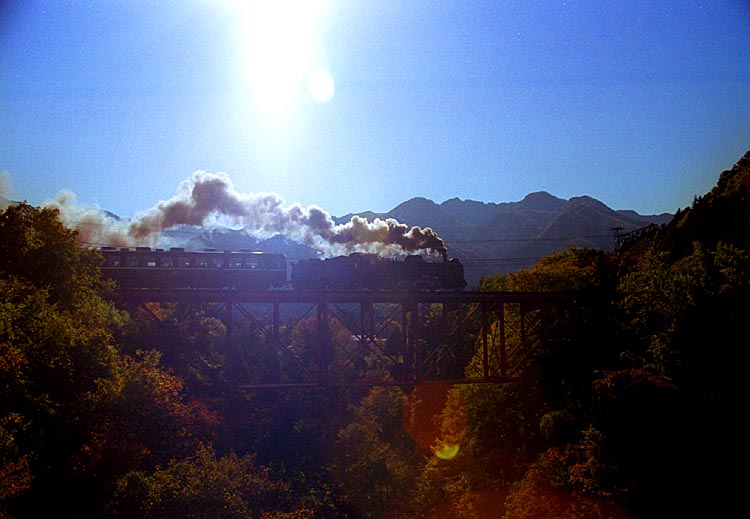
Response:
[232, 0, 333, 117]
[307, 69, 335, 103]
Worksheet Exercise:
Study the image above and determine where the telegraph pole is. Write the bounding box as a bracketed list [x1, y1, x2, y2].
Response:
[611, 226, 624, 250]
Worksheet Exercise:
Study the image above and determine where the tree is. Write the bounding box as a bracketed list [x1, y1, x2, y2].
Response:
[403, 248, 630, 518]
[330, 387, 416, 518]
[503, 427, 635, 519]
[0, 205, 125, 516]
[0, 203, 112, 310]
[0, 205, 215, 517]
[118, 303, 227, 397]
[76, 349, 218, 475]
[109, 444, 294, 519]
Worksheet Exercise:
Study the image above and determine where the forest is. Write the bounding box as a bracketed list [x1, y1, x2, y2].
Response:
[1, 152, 748, 519]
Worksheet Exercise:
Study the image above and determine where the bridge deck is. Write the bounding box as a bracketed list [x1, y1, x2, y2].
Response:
[117, 288, 577, 304]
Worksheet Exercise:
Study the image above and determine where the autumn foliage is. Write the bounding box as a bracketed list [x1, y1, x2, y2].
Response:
[1, 152, 748, 518]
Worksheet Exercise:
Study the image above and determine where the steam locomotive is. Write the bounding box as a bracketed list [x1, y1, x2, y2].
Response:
[99, 247, 465, 291]
[291, 253, 466, 291]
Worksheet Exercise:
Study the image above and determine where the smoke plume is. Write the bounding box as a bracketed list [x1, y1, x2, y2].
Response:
[50, 171, 447, 257]
[46, 190, 134, 248]
[1, 171, 16, 210]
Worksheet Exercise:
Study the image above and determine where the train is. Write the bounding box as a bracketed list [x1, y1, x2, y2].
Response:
[99, 247, 287, 289]
[291, 253, 465, 291]
[99, 247, 465, 291]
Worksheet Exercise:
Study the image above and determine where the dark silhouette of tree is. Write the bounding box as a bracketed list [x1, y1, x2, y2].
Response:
[109, 444, 300, 519]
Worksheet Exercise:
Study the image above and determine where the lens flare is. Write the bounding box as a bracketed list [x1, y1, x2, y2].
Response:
[402, 381, 467, 460]
[435, 443, 460, 460]
[232, 0, 329, 117]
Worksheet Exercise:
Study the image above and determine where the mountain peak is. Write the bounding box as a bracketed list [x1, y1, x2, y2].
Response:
[522, 190, 557, 201]
[567, 195, 606, 207]
[518, 191, 566, 212]
[395, 196, 439, 208]
[388, 197, 456, 230]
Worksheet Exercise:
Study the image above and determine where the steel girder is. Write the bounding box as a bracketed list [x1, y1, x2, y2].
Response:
[118, 289, 576, 388]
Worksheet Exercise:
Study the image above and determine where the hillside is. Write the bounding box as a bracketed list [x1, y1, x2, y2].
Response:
[622, 150, 750, 257]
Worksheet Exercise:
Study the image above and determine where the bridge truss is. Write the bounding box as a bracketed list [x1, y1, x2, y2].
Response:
[117, 289, 577, 388]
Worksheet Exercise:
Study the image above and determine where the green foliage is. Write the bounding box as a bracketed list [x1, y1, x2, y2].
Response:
[0, 205, 122, 516]
[0, 205, 219, 517]
[330, 387, 416, 518]
[110, 444, 292, 519]
[617, 241, 750, 383]
[617, 246, 709, 375]
[3, 151, 748, 518]
[409, 248, 625, 517]
[408, 385, 490, 519]
[0, 276, 127, 515]
[480, 248, 616, 293]
[0, 203, 112, 310]
[455, 382, 545, 483]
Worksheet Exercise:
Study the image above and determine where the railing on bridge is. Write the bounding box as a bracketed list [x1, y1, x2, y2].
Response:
[117, 289, 578, 388]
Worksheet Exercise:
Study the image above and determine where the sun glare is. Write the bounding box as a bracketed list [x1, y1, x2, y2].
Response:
[233, 0, 333, 117]
[307, 69, 335, 103]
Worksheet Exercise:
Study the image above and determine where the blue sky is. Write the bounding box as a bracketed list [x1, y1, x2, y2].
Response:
[1, 0, 749, 220]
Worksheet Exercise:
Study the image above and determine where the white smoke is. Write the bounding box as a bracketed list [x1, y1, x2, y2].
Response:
[45, 190, 134, 247]
[1, 171, 16, 210]
[47, 170, 447, 257]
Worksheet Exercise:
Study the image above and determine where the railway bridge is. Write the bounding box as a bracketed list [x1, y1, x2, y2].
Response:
[117, 289, 579, 388]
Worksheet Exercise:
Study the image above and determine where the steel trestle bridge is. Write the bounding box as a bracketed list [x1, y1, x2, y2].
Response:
[117, 288, 578, 388]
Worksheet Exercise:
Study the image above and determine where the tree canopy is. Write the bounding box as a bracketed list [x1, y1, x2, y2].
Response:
[2, 151, 748, 518]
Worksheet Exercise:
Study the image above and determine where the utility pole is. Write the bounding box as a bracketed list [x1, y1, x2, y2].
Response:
[611, 226, 624, 250]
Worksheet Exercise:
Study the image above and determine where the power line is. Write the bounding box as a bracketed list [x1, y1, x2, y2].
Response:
[445, 234, 616, 244]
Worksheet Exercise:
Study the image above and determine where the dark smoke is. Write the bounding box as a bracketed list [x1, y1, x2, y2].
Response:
[51, 171, 447, 257]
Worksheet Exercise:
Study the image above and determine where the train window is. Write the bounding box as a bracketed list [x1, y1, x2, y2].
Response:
[109, 255, 122, 267]
[160, 256, 174, 267]
[146, 256, 156, 267]
[196, 257, 209, 267]
[231, 254, 248, 268]
[127, 256, 140, 267]
[177, 256, 190, 267]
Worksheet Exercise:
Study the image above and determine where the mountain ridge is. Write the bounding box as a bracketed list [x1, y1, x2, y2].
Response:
[334, 192, 671, 286]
